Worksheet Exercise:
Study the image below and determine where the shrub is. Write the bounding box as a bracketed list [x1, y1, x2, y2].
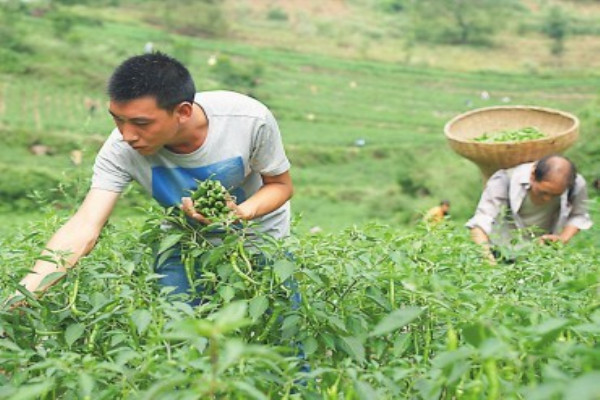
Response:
[0, 165, 62, 210]
[146, 0, 228, 38]
[209, 55, 264, 93]
[46, 9, 103, 38]
[267, 7, 288, 22]
[542, 6, 569, 56]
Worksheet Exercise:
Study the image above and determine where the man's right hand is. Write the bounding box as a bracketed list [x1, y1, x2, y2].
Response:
[181, 197, 212, 224]
[484, 250, 497, 266]
[9, 189, 119, 309]
[470, 227, 496, 266]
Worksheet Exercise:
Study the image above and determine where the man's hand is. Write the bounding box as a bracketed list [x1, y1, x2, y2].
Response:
[484, 249, 497, 266]
[538, 234, 562, 244]
[182, 171, 292, 225]
[470, 227, 497, 266]
[227, 200, 255, 221]
[181, 196, 212, 224]
[181, 196, 246, 224]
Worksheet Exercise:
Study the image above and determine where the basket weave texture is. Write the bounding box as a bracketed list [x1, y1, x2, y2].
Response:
[444, 106, 579, 180]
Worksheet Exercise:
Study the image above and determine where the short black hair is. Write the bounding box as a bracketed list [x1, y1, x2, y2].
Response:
[108, 52, 196, 111]
[440, 199, 450, 206]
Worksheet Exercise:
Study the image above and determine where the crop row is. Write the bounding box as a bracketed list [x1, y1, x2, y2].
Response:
[1, 210, 598, 398]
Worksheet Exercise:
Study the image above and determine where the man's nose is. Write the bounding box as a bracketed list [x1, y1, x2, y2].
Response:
[120, 125, 139, 143]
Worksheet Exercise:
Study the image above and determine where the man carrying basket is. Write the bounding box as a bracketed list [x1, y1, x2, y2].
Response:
[467, 154, 592, 263]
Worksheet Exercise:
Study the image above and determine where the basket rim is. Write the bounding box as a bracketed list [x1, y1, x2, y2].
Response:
[444, 105, 580, 143]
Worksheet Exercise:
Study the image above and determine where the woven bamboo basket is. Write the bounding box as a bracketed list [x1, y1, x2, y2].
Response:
[444, 105, 579, 181]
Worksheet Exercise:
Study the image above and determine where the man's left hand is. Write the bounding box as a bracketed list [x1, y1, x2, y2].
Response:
[539, 234, 562, 244]
[226, 199, 255, 221]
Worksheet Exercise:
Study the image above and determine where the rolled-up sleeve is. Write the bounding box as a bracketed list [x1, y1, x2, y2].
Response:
[565, 175, 593, 230]
[465, 170, 510, 235]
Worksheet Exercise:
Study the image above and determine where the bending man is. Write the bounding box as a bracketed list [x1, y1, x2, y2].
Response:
[10, 52, 293, 304]
[466, 154, 592, 263]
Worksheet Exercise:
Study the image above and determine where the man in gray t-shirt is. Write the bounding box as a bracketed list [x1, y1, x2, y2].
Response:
[94, 90, 291, 239]
[13, 52, 294, 303]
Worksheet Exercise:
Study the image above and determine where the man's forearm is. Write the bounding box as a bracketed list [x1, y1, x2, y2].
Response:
[470, 227, 496, 264]
[8, 189, 118, 304]
[558, 225, 580, 244]
[237, 181, 292, 220]
[470, 227, 490, 245]
[18, 218, 99, 296]
[235, 172, 293, 221]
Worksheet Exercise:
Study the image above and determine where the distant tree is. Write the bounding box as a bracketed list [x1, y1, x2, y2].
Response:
[0, 2, 32, 73]
[44, 7, 102, 39]
[209, 55, 264, 95]
[266, 7, 288, 21]
[407, 0, 519, 46]
[52, 0, 80, 4]
[542, 6, 569, 56]
[380, 0, 405, 13]
[159, 0, 228, 38]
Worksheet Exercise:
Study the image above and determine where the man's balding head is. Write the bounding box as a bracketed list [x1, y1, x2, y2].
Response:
[533, 155, 576, 189]
[528, 155, 577, 205]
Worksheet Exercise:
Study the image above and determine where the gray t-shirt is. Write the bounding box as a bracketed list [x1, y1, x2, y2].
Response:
[92, 91, 291, 238]
[519, 193, 560, 234]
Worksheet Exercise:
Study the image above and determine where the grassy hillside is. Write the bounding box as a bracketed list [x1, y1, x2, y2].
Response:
[223, 0, 600, 72]
[0, 0, 599, 233]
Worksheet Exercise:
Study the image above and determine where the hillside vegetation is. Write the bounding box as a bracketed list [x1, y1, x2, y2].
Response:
[1, 0, 600, 232]
[1, 206, 600, 398]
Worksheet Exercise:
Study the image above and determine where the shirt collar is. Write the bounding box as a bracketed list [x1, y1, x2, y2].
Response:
[514, 162, 534, 190]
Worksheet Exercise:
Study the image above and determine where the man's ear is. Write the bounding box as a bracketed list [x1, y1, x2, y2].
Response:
[530, 163, 538, 183]
[175, 102, 194, 122]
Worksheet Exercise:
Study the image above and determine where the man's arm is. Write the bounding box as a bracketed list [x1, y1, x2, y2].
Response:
[563, 175, 593, 234]
[465, 170, 511, 265]
[540, 225, 580, 244]
[558, 225, 580, 243]
[234, 171, 293, 220]
[470, 226, 497, 265]
[540, 175, 593, 245]
[15, 189, 120, 298]
[465, 171, 509, 235]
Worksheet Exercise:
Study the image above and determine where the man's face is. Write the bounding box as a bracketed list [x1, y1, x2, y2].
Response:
[108, 96, 180, 156]
[529, 176, 567, 205]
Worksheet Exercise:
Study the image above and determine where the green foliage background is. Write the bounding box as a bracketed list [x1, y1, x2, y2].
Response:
[1, 0, 600, 232]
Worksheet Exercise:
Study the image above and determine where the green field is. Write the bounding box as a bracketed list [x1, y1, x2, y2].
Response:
[1, 1, 600, 398]
[2, 211, 600, 398]
[2, 1, 600, 231]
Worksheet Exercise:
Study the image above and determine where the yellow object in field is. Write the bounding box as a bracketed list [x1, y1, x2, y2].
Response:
[423, 206, 446, 224]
